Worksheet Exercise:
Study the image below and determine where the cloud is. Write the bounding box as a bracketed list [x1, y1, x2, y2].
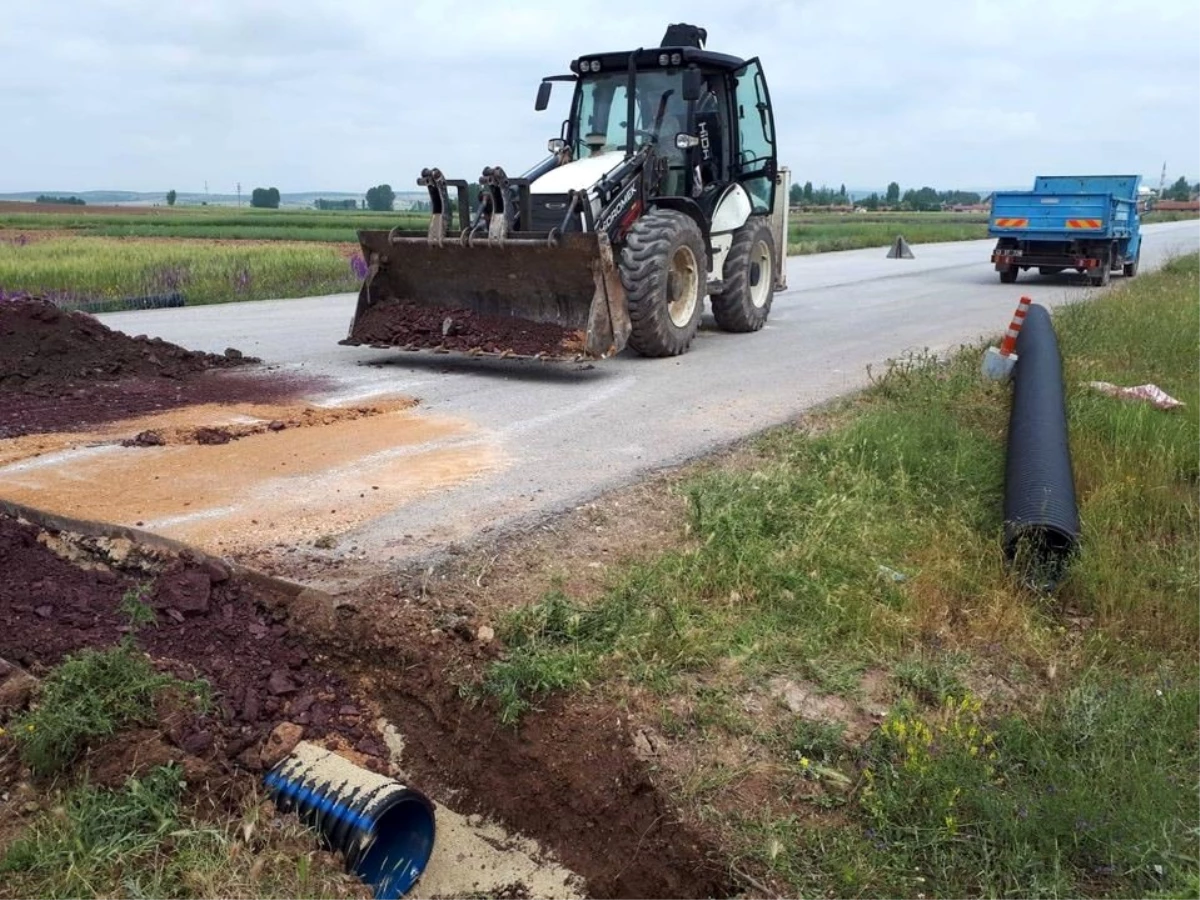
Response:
[0, 0, 1196, 193]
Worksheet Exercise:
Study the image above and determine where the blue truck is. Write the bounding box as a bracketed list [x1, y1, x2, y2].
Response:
[988, 174, 1142, 286]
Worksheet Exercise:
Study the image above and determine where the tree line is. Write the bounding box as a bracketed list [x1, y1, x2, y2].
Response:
[1162, 176, 1199, 202]
[788, 181, 984, 211]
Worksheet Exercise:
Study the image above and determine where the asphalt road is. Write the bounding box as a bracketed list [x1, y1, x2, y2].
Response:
[98, 221, 1200, 562]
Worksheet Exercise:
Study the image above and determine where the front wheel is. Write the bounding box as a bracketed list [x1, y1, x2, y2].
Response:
[711, 217, 776, 332]
[999, 266, 1018, 284]
[619, 208, 707, 357]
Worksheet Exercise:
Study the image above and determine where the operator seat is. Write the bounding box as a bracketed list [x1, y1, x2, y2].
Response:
[656, 114, 686, 196]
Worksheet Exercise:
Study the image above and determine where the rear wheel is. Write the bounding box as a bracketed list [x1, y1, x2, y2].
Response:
[619, 209, 706, 357]
[999, 266, 1018, 284]
[711, 217, 776, 332]
[1089, 251, 1113, 287]
[1123, 250, 1140, 278]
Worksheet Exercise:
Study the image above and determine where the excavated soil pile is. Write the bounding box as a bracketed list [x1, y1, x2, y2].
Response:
[0, 514, 387, 784]
[350, 298, 587, 358]
[293, 584, 733, 899]
[0, 298, 324, 438]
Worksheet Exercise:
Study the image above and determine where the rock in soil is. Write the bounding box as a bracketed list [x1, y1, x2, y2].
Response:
[260, 722, 305, 769]
[0, 671, 38, 718]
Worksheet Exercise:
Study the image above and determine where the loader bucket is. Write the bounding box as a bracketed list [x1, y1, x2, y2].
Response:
[342, 229, 631, 361]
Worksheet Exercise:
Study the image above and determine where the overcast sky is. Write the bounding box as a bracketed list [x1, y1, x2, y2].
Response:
[1, 0, 1197, 194]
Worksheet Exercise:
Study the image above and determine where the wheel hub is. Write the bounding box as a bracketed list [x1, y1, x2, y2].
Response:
[749, 240, 772, 309]
[667, 245, 699, 327]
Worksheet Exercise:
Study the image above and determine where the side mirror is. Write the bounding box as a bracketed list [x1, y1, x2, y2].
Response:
[682, 67, 703, 102]
[535, 81, 553, 111]
[547, 138, 566, 153]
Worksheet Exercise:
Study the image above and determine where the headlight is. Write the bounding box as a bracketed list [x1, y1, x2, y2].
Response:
[670, 52, 682, 65]
[589, 60, 601, 72]
[658, 53, 669, 66]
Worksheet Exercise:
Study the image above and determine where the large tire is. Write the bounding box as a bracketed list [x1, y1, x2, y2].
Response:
[1089, 248, 1114, 286]
[711, 216, 776, 332]
[619, 208, 707, 357]
[1123, 251, 1140, 278]
[999, 266, 1018, 284]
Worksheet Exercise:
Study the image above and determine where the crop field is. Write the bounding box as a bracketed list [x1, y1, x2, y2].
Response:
[0, 236, 363, 311]
[786, 211, 989, 254]
[2, 203, 1195, 310]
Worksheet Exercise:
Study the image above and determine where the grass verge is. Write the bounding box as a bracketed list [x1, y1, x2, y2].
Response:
[10, 642, 209, 777]
[479, 254, 1200, 897]
[0, 765, 366, 899]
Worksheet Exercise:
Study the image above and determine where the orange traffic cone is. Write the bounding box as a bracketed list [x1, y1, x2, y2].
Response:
[982, 296, 1032, 381]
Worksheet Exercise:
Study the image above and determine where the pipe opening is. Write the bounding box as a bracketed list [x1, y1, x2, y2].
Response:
[1004, 525, 1078, 591]
[356, 795, 436, 898]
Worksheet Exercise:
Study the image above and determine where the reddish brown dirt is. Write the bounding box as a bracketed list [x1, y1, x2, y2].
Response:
[350, 298, 586, 358]
[289, 587, 732, 900]
[0, 297, 329, 438]
[0, 514, 387, 779]
[1, 297, 253, 386]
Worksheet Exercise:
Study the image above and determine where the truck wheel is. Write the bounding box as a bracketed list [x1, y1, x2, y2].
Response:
[620, 208, 706, 357]
[999, 266, 1018, 284]
[711, 217, 775, 332]
[1123, 252, 1140, 278]
[1088, 266, 1111, 287]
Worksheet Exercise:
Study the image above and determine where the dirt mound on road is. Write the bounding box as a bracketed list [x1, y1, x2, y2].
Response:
[0, 297, 328, 438]
[0, 297, 254, 392]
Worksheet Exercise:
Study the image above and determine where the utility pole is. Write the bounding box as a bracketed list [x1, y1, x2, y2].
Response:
[236, 182, 242, 207]
[1159, 162, 1166, 197]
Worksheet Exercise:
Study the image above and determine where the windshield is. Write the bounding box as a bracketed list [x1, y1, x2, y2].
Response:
[572, 70, 689, 159]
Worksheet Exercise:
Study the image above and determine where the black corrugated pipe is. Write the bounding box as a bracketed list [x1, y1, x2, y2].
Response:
[1002, 302, 1080, 591]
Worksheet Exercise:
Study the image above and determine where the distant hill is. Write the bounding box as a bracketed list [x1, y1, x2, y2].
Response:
[0, 189, 429, 209]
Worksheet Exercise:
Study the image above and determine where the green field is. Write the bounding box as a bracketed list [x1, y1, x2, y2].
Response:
[2, 203, 1193, 309]
[0, 207, 427, 244]
[786, 211, 989, 254]
[0, 237, 362, 310]
[0, 205, 996, 253]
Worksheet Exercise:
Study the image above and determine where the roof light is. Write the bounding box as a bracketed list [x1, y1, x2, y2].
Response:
[670, 52, 682, 65]
[658, 53, 670, 66]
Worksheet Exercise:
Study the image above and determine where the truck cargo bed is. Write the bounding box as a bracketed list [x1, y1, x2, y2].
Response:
[986, 174, 1142, 286]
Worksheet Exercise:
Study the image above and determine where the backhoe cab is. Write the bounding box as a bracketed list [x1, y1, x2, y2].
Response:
[343, 23, 789, 361]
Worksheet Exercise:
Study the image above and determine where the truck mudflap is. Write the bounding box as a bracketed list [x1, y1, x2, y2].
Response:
[342, 228, 631, 362]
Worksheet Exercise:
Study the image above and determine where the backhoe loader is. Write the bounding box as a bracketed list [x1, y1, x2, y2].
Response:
[342, 23, 789, 361]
